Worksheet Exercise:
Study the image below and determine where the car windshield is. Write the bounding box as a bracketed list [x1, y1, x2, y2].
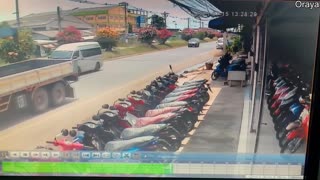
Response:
[190, 38, 199, 42]
[50, 51, 73, 59]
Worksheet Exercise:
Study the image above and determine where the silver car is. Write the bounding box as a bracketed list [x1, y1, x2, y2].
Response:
[216, 38, 223, 49]
[188, 38, 200, 48]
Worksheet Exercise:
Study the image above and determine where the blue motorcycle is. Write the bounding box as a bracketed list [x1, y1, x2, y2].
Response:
[211, 56, 247, 80]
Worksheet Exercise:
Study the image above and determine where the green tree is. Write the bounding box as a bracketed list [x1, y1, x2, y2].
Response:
[0, 21, 10, 28]
[0, 29, 35, 63]
[151, 15, 166, 30]
[195, 31, 205, 40]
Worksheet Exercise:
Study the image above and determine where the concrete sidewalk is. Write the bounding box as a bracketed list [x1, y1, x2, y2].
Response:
[181, 76, 245, 153]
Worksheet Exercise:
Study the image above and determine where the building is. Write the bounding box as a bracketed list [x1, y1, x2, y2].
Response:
[72, 5, 147, 32]
[8, 12, 93, 31]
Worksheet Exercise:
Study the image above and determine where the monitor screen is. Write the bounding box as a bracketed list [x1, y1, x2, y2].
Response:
[0, 0, 319, 179]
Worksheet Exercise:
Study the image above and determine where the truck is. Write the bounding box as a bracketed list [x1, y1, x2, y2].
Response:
[0, 59, 78, 114]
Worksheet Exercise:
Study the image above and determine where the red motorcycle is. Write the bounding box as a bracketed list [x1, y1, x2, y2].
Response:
[38, 130, 95, 151]
[280, 104, 310, 153]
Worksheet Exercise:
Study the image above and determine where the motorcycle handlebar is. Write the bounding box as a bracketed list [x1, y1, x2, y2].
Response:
[46, 141, 54, 144]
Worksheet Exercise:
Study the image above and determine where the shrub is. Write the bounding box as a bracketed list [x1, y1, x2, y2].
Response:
[56, 26, 82, 44]
[96, 27, 119, 51]
[231, 36, 242, 53]
[181, 28, 195, 41]
[195, 31, 206, 40]
[156, 29, 173, 44]
[0, 29, 35, 63]
[138, 26, 157, 44]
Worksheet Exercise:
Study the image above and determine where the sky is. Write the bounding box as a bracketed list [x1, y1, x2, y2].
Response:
[0, 0, 210, 29]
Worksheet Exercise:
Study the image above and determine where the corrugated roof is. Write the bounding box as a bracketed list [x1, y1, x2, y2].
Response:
[8, 13, 92, 30]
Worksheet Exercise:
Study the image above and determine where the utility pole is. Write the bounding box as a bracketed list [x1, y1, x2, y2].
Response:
[162, 11, 169, 28]
[15, 0, 20, 29]
[57, 6, 62, 32]
[199, 18, 202, 28]
[187, 17, 190, 29]
[119, 2, 128, 35]
[202, 22, 204, 28]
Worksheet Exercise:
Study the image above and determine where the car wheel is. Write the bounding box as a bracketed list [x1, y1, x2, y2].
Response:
[94, 62, 101, 71]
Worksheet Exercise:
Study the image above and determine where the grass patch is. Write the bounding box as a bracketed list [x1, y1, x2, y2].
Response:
[0, 59, 7, 67]
[103, 39, 188, 60]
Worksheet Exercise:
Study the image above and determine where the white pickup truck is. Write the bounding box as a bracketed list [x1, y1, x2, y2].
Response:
[0, 59, 78, 114]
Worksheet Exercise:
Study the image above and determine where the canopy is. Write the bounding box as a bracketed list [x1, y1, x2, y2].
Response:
[169, 0, 263, 29]
[0, 27, 17, 38]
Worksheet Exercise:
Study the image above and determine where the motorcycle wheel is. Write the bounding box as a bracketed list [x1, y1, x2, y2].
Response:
[211, 71, 219, 80]
[155, 139, 171, 152]
[92, 138, 104, 151]
[280, 138, 290, 153]
[276, 127, 287, 140]
[281, 138, 302, 154]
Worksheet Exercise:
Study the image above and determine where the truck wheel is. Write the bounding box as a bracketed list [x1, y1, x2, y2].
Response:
[94, 63, 101, 71]
[32, 87, 49, 113]
[77, 66, 81, 74]
[50, 82, 66, 106]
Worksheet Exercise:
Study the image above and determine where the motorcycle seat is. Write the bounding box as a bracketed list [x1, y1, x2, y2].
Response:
[279, 96, 298, 109]
[133, 113, 177, 128]
[120, 124, 167, 140]
[104, 136, 156, 151]
[161, 93, 196, 104]
[281, 87, 298, 100]
[166, 90, 195, 97]
[183, 79, 207, 84]
[145, 107, 181, 117]
[156, 101, 189, 109]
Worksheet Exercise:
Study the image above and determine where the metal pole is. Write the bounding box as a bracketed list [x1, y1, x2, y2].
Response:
[249, 25, 260, 133]
[187, 18, 190, 28]
[254, 19, 269, 153]
[124, 3, 128, 35]
[163, 11, 169, 28]
[57, 6, 62, 32]
[15, 0, 20, 29]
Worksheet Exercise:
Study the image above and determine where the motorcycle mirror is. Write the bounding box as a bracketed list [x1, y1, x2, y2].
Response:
[131, 90, 136, 94]
[118, 98, 125, 101]
[169, 65, 173, 72]
[92, 115, 100, 121]
[69, 130, 77, 137]
[61, 129, 69, 136]
[102, 104, 109, 109]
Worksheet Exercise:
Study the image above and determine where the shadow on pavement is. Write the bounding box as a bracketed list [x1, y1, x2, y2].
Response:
[0, 99, 76, 131]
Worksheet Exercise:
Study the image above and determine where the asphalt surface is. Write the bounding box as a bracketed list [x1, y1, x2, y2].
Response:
[74, 42, 216, 99]
[0, 41, 217, 150]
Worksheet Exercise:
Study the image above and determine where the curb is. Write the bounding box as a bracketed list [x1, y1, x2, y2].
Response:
[104, 40, 216, 62]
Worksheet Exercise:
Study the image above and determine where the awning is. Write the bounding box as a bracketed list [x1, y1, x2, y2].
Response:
[209, 15, 256, 30]
[169, 0, 263, 29]
[0, 27, 17, 38]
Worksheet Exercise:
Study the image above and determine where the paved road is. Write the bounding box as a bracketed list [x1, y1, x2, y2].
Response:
[0, 41, 217, 150]
[74, 41, 216, 99]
